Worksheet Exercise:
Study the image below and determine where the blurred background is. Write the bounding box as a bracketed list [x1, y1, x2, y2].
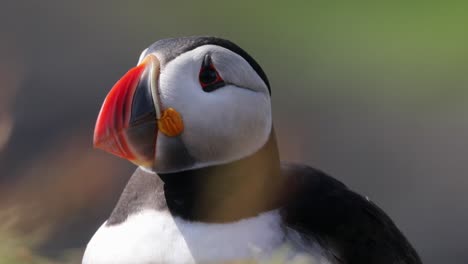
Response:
[0, 1, 467, 263]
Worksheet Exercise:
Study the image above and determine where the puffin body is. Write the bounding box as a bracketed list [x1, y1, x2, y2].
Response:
[83, 168, 316, 264]
[83, 36, 421, 264]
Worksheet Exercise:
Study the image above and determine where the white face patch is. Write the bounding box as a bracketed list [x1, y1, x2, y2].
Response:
[152, 45, 272, 173]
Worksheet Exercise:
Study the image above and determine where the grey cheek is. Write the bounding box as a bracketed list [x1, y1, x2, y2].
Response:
[154, 136, 196, 172]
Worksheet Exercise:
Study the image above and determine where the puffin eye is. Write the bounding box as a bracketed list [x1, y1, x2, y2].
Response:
[199, 68, 217, 84]
[199, 55, 225, 92]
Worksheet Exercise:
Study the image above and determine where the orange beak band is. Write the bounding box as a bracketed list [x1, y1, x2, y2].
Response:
[94, 56, 160, 167]
[93, 63, 146, 160]
[93, 55, 185, 168]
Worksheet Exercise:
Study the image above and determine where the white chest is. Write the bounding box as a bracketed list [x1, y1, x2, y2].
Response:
[82, 209, 286, 264]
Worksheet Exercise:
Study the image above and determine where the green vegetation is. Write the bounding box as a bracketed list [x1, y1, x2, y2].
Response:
[0, 209, 81, 264]
[115, 1, 468, 104]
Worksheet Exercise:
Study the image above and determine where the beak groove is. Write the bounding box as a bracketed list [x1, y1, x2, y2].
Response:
[93, 55, 160, 167]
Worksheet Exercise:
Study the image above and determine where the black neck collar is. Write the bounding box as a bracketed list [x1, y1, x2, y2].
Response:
[158, 130, 285, 222]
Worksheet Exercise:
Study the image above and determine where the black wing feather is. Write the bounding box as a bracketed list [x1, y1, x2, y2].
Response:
[280, 163, 422, 264]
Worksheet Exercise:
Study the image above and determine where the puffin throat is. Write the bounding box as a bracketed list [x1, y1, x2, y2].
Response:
[158, 130, 285, 222]
[93, 55, 161, 167]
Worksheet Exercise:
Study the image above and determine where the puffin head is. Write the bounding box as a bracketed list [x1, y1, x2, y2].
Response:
[94, 36, 273, 173]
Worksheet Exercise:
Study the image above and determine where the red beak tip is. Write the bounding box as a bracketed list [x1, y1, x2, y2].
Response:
[93, 57, 158, 166]
[93, 140, 103, 150]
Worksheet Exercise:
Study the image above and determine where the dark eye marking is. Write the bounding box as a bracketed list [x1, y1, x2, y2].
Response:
[199, 55, 225, 92]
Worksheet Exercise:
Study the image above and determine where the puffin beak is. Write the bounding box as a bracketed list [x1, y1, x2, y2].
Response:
[93, 55, 161, 167]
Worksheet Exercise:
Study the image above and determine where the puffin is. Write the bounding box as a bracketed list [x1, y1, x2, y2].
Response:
[83, 36, 422, 264]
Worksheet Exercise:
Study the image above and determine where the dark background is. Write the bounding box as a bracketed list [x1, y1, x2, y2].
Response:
[0, 1, 467, 263]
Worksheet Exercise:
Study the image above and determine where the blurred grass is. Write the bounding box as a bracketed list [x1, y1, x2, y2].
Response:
[0, 208, 81, 264]
[0, 136, 127, 263]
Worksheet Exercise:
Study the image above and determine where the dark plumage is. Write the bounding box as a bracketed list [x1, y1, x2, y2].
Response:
[281, 164, 422, 264]
[106, 134, 421, 263]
